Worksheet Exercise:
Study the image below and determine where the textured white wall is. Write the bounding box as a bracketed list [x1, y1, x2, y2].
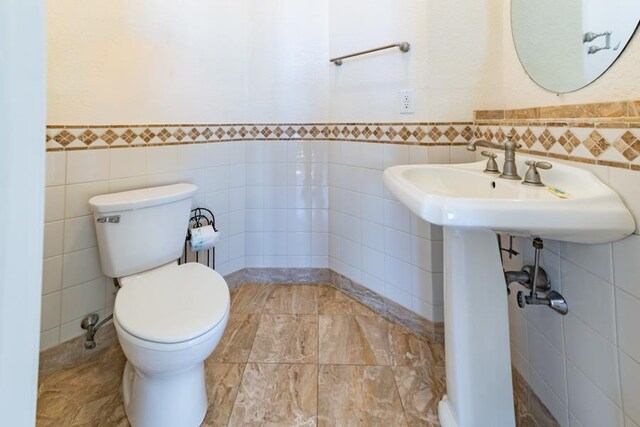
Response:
[328, 0, 503, 122]
[247, 1, 330, 123]
[48, 0, 507, 124]
[47, 0, 329, 124]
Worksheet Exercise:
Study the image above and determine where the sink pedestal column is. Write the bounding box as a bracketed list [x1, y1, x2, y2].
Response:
[438, 227, 515, 427]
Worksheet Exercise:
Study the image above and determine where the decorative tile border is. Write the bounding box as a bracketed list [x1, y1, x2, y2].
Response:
[45, 122, 475, 151]
[474, 123, 640, 170]
[476, 98, 640, 120]
[474, 99, 640, 171]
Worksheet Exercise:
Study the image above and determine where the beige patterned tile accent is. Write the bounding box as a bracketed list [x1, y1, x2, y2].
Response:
[474, 99, 640, 170]
[479, 98, 640, 121]
[475, 123, 640, 170]
[45, 122, 473, 151]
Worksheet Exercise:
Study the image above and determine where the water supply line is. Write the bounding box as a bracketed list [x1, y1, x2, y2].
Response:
[81, 313, 113, 349]
[502, 236, 568, 315]
[80, 278, 119, 349]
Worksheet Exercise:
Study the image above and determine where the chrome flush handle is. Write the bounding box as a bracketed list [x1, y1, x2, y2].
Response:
[96, 215, 121, 224]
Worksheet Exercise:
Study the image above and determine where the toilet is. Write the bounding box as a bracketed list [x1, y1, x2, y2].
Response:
[89, 183, 229, 427]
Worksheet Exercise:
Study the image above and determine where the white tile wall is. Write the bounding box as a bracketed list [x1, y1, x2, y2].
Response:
[327, 142, 472, 321]
[504, 159, 640, 426]
[244, 141, 328, 269]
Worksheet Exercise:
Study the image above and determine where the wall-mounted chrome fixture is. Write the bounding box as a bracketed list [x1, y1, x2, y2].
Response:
[583, 31, 620, 54]
[330, 42, 410, 66]
[504, 237, 568, 315]
[81, 313, 113, 349]
[583, 31, 611, 43]
[80, 278, 119, 349]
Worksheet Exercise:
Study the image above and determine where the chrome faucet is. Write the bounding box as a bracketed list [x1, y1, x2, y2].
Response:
[467, 136, 522, 180]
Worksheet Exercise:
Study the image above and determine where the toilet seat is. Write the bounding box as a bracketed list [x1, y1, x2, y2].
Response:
[114, 262, 229, 344]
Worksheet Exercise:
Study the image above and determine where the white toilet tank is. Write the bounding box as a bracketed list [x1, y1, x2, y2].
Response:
[89, 183, 197, 278]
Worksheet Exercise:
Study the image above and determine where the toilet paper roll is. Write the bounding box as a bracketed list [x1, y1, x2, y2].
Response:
[189, 225, 220, 251]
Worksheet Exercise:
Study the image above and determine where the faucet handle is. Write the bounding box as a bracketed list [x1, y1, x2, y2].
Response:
[523, 160, 552, 186]
[526, 160, 552, 170]
[481, 151, 500, 174]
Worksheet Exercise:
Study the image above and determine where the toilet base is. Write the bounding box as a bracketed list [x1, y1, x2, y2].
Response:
[122, 360, 208, 427]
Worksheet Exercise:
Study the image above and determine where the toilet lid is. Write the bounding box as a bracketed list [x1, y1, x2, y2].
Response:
[114, 263, 229, 344]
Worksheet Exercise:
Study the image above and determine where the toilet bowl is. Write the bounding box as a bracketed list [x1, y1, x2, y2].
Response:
[89, 183, 230, 427]
[114, 261, 229, 427]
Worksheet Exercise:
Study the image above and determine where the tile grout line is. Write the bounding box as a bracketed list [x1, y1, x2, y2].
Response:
[389, 363, 410, 423]
[224, 286, 264, 426]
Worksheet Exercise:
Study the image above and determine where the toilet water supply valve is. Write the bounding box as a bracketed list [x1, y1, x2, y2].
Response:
[503, 237, 568, 315]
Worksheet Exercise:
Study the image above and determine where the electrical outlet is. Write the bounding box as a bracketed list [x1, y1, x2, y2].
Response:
[400, 89, 415, 114]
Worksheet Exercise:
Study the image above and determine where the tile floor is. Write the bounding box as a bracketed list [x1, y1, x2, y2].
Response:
[37, 283, 540, 426]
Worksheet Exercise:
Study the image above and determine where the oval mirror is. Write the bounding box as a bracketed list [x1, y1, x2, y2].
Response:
[511, 0, 640, 93]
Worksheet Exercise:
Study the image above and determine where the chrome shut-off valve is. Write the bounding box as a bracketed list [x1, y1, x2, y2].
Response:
[505, 237, 568, 315]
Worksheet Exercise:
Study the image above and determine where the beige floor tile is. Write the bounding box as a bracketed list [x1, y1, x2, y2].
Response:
[388, 323, 446, 368]
[319, 315, 394, 365]
[37, 283, 548, 427]
[249, 314, 318, 364]
[318, 364, 407, 427]
[201, 362, 245, 426]
[392, 366, 445, 426]
[318, 286, 377, 316]
[230, 283, 273, 313]
[514, 396, 538, 427]
[318, 314, 444, 367]
[209, 313, 260, 363]
[37, 345, 128, 427]
[228, 363, 317, 427]
[263, 284, 318, 314]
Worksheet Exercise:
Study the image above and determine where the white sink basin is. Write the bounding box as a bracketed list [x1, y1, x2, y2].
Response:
[383, 155, 634, 427]
[383, 155, 635, 244]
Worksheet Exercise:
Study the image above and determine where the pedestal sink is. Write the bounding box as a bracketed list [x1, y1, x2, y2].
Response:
[383, 155, 635, 427]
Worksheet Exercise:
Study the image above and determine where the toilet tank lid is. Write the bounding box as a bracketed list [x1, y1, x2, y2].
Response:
[89, 183, 197, 213]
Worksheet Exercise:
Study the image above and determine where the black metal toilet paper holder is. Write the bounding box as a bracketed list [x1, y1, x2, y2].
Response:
[180, 207, 218, 268]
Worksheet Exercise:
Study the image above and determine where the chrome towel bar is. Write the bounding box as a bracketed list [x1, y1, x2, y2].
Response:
[330, 41, 410, 65]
